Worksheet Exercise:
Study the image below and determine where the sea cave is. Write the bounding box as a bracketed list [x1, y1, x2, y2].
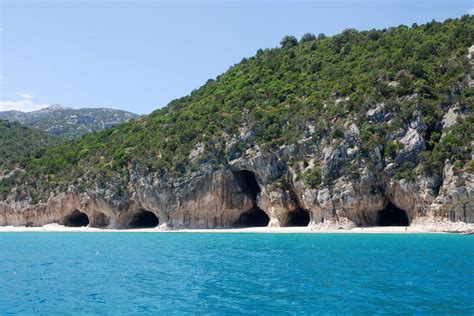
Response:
[375, 202, 410, 226]
[235, 207, 270, 227]
[128, 209, 159, 228]
[286, 208, 310, 226]
[233, 170, 261, 200]
[232, 170, 270, 227]
[64, 210, 90, 227]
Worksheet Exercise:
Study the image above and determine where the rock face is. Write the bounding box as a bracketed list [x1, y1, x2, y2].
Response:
[1, 138, 472, 230]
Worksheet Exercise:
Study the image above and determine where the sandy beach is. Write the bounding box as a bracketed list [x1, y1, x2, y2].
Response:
[0, 223, 471, 234]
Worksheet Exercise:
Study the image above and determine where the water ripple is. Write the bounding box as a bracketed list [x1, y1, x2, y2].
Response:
[0, 233, 472, 314]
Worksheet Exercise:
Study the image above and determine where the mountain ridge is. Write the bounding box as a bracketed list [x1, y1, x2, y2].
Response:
[0, 105, 138, 138]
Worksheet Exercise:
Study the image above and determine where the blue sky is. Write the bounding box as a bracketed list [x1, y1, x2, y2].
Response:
[1, 0, 473, 114]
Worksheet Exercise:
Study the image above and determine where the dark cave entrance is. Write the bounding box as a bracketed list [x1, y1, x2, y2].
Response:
[235, 207, 270, 227]
[64, 210, 90, 227]
[234, 170, 261, 200]
[287, 208, 310, 227]
[375, 202, 409, 226]
[93, 212, 110, 228]
[128, 210, 159, 228]
[233, 170, 270, 227]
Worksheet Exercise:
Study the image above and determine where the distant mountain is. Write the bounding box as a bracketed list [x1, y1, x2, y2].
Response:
[0, 120, 60, 171]
[0, 105, 138, 138]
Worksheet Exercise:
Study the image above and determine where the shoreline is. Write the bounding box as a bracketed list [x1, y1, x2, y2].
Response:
[0, 223, 471, 234]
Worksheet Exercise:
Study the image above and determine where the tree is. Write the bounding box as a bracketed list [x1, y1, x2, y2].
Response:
[317, 33, 326, 40]
[300, 33, 316, 43]
[280, 35, 298, 48]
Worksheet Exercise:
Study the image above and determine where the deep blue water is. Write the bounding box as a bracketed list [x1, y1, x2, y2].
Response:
[0, 233, 473, 315]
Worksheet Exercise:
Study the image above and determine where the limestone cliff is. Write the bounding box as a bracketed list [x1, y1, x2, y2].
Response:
[1, 108, 472, 230]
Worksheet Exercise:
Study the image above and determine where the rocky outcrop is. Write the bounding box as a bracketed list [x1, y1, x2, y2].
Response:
[468, 45, 474, 88]
[1, 144, 472, 231]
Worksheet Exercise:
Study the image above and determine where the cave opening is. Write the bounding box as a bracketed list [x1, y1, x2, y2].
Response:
[375, 202, 409, 226]
[235, 207, 270, 227]
[287, 208, 310, 226]
[233, 170, 269, 227]
[234, 170, 261, 200]
[93, 212, 110, 228]
[64, 210, 90, 227]
[128, 210, 159, 228]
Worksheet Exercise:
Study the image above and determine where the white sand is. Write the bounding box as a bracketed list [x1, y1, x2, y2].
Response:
[0, 223, 470, 234]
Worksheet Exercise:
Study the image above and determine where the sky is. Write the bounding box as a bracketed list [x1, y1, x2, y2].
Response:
[1, 0, 473, 115]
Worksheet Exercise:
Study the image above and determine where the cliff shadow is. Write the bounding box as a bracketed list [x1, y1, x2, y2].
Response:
[64, 210, 89, 227]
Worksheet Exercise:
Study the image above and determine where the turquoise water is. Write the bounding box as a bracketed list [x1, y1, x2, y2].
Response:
[0, 233, 473, 314]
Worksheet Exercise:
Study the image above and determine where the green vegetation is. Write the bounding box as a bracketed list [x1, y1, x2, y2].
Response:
[302, 164, 322, 189]
[384, 141, 404, 160]
[1, 16, 473, 201]
[420, 112, 474, 175]
[0, 120, 60, 171]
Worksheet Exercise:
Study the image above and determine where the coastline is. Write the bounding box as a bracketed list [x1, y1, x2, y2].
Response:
[0, 223, 471, 234]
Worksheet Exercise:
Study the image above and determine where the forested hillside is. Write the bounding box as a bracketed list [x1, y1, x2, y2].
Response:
[0, 120, 60, 172]
[1, 16, 473, 205]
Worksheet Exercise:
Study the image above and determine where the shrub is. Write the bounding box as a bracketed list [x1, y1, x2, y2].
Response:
[303, 165, 322, 189]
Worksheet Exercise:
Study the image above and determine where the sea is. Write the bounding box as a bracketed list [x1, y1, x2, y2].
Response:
[0, 233, 473, 315]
